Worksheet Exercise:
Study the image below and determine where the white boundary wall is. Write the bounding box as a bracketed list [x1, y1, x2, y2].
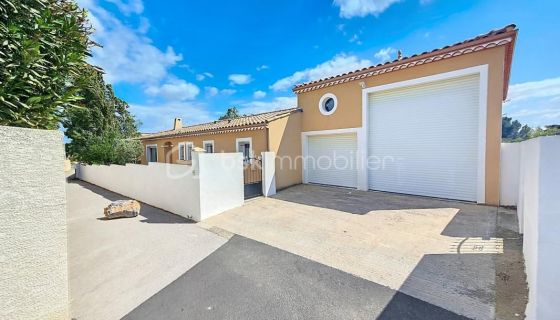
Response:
[0, 126, 69, 320]
[76, 151, 243, 221]
[500, 143, 521, 206]
[500, 136, 560, 319]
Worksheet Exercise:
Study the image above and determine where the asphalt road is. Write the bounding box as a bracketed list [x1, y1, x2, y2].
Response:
[123, 235, 468, 320]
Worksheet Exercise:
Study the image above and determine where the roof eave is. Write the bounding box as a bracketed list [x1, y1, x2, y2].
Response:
[502, 30, 518, 100]
[140, 124, 268, 141]
[291, 28, 518, 96]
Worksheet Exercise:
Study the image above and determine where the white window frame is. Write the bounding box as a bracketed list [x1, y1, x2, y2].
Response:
[203, 140, 214, 153]
[146, 144, 158, 162]
[318, 93, 338, 116]
[236, 137, 253, 163]
[360, 64, 489, 203]
[185, 142, 194, 161]
[178, 142, 186, 161]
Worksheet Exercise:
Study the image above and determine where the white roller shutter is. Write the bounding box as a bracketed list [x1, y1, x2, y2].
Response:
[306, 133, 357, 188]
[368, 74, 480, 201]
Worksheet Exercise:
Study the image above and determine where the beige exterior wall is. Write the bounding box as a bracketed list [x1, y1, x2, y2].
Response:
[296, 46, 507, 205]
[267, 112, 303, 190]
[141, 129, 267, 165]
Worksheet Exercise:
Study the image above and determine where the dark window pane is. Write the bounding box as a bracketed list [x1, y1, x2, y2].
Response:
[324, 98, 335, 112]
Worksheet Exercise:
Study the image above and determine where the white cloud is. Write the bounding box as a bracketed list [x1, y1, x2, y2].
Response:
[137, 17, 150, 33]
[220, 89, 237, 96]
[228, 74, 253, 85]
[204, 87, 236, 97]
[205, 86, 219, 97]
[195, 72, 214, 81]
[253, 90, 266, 99]
[349, 34, 362, 45]
[131, 102, 212, 133]
[145, 79, 200, 101]
[106, 0, 144, 15]
[333, 0, 401, 18]
[78, 0, 182, 85]
[238, 96, 297, 115]
[374, 47, 396, 62]
[256, 65, 269, 71]
[270, 54, 372, 91]
[504, 77, 560, 127]
[507, 77, 560, 103]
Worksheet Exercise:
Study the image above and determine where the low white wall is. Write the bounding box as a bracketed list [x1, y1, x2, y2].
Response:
[76, 151, 243, 221]
[500, 143, 521, 206]
[77, 162, 200, 219]
[0, 126, 69, 320]
[197, 153, 244, 220]
[511, 136, 560, 320]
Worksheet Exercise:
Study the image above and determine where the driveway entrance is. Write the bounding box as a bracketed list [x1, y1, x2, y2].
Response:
[200, 184, 527, 320]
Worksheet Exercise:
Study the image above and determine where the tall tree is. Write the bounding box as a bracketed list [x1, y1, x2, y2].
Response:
[0, 0, 92, 129]
[219, 107, 243, 120]
[502, 116, 532, 142]
[63, 66, 142, 165]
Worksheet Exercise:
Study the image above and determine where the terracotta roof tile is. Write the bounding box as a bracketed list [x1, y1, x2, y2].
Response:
[293, 24, 518, 99]
[141, 107, 301, 140]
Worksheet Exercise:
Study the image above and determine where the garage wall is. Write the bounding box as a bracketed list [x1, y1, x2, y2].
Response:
[267, 112, 303, 190]
[0, 126, 69, 320]
[296, 46, 507, 205]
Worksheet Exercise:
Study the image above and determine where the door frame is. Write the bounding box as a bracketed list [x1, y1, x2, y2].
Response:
[361, 64, 489, 203]
[301, 127, 361, 185]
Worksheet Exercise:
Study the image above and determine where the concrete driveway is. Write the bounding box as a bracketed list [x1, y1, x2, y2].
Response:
[66, 180, 227, 320]
[198, 184, 527, 320]
[68, 180, 526, 320]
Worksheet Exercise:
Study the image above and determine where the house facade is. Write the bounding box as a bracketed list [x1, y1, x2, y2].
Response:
[140, 25, 517, 205]
[294, 25, 517, 206]
[139, 108, 302, 190]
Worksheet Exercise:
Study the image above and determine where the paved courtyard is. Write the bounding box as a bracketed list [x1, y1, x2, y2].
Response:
[68, 180, 526, 319]
[66, 180, 227, 320]
[199, 184, 527, 320]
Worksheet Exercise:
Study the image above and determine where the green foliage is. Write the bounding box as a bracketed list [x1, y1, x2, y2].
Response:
[502, 116, 560, 142]
[502, 116, 532, 142]
[219, 107, 243, 120]
[532, 125, 560, 138]
[0, 0, 92, 129]
[63, 66, 142, 165]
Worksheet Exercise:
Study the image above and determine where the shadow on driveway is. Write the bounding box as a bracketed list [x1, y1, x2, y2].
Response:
[67, 179, 193, 224]
[123, 235, 469, 320]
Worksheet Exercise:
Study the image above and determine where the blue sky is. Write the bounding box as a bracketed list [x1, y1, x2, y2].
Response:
[77, 0, 560, 132]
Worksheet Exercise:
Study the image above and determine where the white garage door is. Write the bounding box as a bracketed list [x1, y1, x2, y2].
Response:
[368, 74, 480, 201]
[306, 133, 357, 188]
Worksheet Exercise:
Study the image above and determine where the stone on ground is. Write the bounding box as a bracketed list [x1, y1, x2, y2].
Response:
[104, 200, 140, 219]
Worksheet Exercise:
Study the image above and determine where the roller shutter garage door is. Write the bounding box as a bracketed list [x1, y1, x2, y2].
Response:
[306, 133, 357, 188]
[368, 74, 480, 201]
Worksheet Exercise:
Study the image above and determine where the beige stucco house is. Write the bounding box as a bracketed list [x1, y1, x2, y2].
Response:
[140, 108, 302, 190]
[141, 25, 517, 205]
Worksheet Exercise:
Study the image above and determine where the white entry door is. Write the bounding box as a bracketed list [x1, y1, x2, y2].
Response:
[367, 74, 481, 201]
[305, 133, 358, 188]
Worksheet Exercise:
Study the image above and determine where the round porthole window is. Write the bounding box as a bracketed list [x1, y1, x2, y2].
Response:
[319, 93, 338, 115]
